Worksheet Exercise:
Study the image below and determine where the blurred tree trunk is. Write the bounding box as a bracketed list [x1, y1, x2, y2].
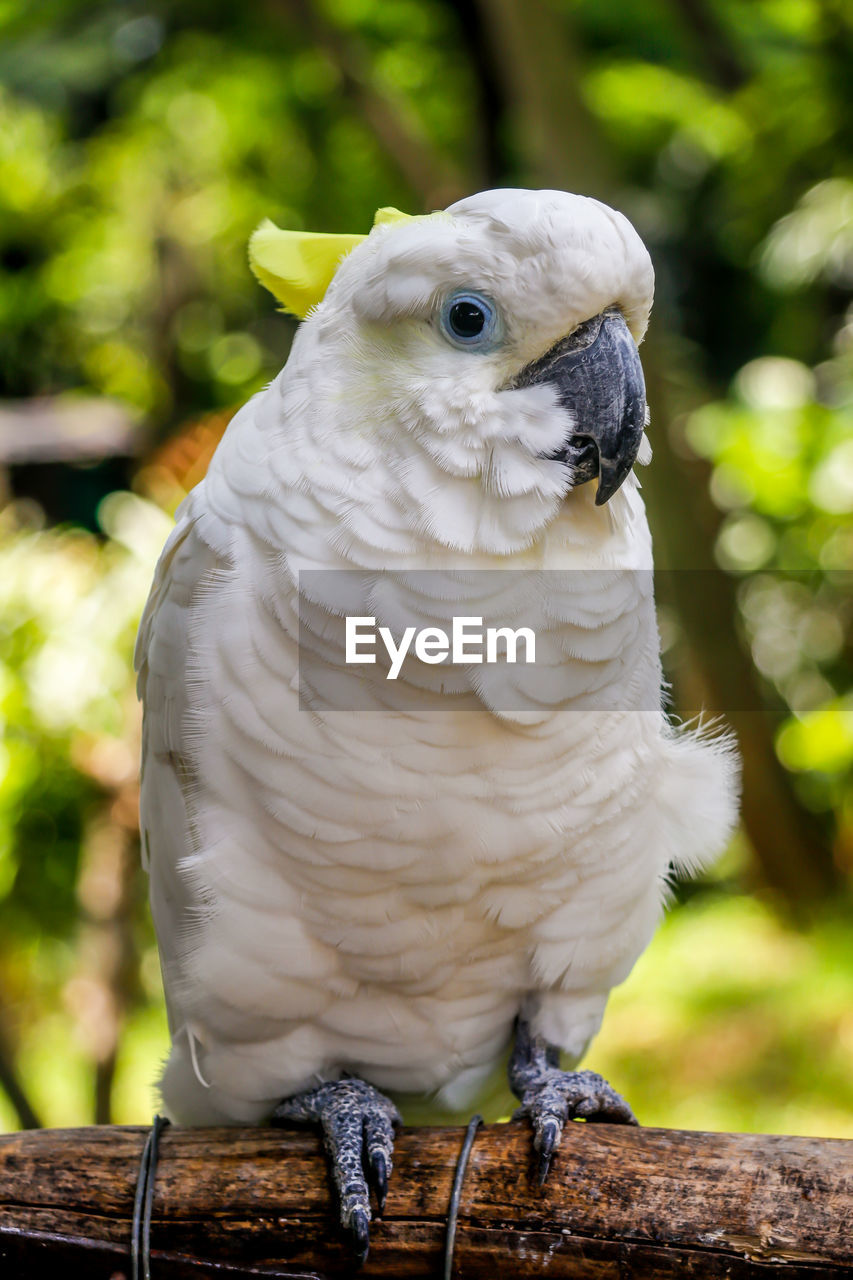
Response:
[69, 791, 142, 1126]
[0, 1019, 41, 1130]
[639, 341, 840, 907]
[472, 0, 839, 907]
[472, 0, 612, 198]
[268, 0, 472, 207]
[667, 0, 749, 90]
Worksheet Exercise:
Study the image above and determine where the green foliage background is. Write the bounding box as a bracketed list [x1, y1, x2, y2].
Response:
[0, 0, 851, 1136]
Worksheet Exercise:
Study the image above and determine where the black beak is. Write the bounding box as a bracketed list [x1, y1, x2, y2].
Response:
[515, 308, 647, 505]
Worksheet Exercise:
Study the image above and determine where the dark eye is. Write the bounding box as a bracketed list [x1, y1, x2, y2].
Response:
[440, 290, 501, 349]
[449, 300, 486, 338]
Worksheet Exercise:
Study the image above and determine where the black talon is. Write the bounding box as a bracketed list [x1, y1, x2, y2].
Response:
[536, 1116, 560, 1185]
[370, 1148, 388, 1212]
[350, 1206, 370, 1267]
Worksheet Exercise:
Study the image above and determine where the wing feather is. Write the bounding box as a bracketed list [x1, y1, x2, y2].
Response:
[135, 498, 226, 1033]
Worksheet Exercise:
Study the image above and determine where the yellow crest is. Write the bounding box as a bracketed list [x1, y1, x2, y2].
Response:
[248, 207, 414, 318]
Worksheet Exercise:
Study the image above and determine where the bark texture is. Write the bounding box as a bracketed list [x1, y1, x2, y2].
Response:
[1, 1121, 851, 1277]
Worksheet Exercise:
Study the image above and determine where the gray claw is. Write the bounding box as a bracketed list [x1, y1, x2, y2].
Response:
[350, 1206, 370, 1267]
[370, 1148, 388, 1213]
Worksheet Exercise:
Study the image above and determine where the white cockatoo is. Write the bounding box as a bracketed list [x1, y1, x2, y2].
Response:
[136, 188, 739, 1259]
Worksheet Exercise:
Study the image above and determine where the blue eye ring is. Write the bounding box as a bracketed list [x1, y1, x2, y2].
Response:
[439, 290, 502, 350]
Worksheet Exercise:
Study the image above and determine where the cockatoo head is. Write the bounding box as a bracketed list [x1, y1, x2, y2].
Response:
[251, 189, 655, 556]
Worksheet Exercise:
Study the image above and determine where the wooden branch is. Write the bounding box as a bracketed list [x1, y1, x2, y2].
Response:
[1, 1122, 851, 1277]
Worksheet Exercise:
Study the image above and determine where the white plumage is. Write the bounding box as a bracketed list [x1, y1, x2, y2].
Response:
[136, 188, 739, 1129]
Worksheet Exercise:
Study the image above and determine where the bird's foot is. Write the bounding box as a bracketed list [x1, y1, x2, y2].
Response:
[509, 1020, 636, 1185]
[272, 1077, 401, 1265]
[515, 1067, 638, 1184]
